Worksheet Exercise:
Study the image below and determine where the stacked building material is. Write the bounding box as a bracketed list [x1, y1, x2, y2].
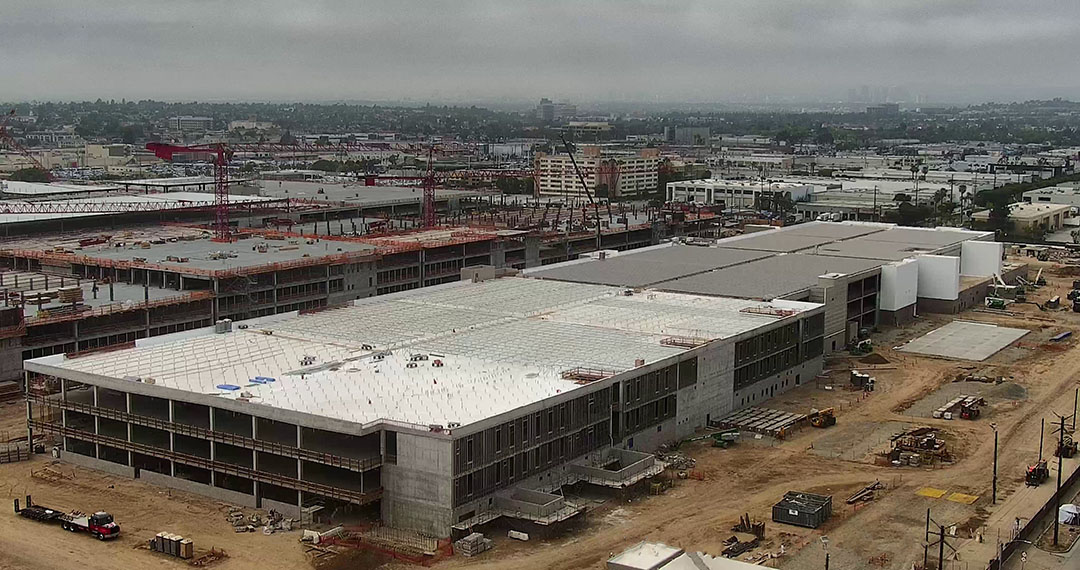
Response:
[454, 532, 493, 557]
[57, 286, 84, 304]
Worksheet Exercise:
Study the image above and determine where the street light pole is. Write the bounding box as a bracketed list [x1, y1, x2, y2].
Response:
[992, 422, 999, 505]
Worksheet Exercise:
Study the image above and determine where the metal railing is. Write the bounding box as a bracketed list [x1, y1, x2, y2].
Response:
[29, 420, 382, 506]
[28, 394, 382, 472]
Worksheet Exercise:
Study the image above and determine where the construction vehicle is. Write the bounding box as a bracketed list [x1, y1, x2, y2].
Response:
[711, 428, 740, 448]
[14, 495, 120, 540]
[849, 339, 872, 355]
[985, 297, 1008, 310]
[1056, 435, 1078, 458]
[959, 402, 981, 420]
[809, 408, 837, 428]
[1068, 290, 1080, 302]
[1035, 268, 1047, 285]
[1026, 461, 1050, 487]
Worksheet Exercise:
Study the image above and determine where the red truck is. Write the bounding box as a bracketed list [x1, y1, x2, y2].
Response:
[14, 495, 120, 540]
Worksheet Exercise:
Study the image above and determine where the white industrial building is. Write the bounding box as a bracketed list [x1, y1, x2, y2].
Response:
[666, 179, 814, 209]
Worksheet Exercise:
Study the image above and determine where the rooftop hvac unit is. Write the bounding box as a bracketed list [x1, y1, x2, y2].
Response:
[214, 319, 233, 334]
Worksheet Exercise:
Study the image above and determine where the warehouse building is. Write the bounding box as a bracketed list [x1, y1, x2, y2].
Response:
[24, 274, 826, 536]
[527, 222, 1017, 346]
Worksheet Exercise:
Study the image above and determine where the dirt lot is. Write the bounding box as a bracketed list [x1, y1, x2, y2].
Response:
[1, 257, 1079, 570]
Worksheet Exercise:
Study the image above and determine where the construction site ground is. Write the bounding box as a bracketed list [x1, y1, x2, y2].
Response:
[0, 257, 1078, 570]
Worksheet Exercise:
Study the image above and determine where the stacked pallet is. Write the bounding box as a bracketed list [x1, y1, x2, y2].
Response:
[57, 286, 84, 304]
[454, 533, 493, 557]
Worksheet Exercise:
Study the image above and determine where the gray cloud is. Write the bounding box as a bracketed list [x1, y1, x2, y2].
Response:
[1, 0, 1077, 103]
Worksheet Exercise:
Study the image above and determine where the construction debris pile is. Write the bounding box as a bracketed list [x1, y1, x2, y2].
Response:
[732, 513, 766, 539]
[226, 507, 294, 534]
[454, 532, 493, 557]
[887, 427, 951, 466]
[846, 481, 885, 504]
[656, 451, 696, 470]
[722, 535, 760, 558]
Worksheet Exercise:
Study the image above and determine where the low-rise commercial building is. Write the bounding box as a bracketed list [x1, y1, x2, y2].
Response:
[971, 202, 1071, 233]
[666, 179, 813, 209]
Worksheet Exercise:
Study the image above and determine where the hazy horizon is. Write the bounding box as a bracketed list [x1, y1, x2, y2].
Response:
[3, 0, 1078, 105]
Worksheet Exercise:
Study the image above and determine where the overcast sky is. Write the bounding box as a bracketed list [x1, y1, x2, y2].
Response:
[2, 0, 1077, 104]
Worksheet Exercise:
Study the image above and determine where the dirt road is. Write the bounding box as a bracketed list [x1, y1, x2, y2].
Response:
[0, 455, 308, 570]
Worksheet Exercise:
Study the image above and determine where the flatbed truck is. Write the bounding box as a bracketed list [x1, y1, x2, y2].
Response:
[14, 495, 120, 540]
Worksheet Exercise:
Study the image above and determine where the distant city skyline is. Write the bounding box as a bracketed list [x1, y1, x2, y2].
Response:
[2, 0, 1078, 104]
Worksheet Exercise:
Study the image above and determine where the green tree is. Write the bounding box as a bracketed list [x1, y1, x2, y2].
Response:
[310, 159, 339, 172]
[8, 168, 49, 182]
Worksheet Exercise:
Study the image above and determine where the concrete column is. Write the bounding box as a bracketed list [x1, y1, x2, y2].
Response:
[209, 408, 216, 487]
[251, 416, 257, 470]
[168, 400, 176, 476]
[92, 386, 100, 458]
[272, 272, 278, 311]
[296, 424, 303, 491]
[126, 393, 133, 465]
[24, 371, 33, 448]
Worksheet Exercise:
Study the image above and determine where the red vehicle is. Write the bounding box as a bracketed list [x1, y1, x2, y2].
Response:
[14, 495, 120, 540]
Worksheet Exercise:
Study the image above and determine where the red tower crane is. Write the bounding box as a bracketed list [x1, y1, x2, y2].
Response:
[0, 110, 54, 181]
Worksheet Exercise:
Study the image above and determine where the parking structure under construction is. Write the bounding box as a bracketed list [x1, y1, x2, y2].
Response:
[18, 220, 1016, 537]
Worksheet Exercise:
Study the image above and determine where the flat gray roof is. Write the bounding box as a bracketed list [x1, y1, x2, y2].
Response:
[654, 253, 882, 299]
[716, 231, 837, 253]
[807, 239, 941, 261]
[28, 277, 821, 429]
[898, 320, 1028, 361]
[781, 222, 889, 240]
[858, 227, 989, 247]
[528, 245, 770, 287]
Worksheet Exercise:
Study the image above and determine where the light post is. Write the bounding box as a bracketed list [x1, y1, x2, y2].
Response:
[991, 422, 998, 504]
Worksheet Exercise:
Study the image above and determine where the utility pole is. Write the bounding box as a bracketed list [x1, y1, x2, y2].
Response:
[1040, 418, 1045, 462]
[925, 511, 957, 570]
[992, 422, 999, 504]
[1053, 413, 1069, 546]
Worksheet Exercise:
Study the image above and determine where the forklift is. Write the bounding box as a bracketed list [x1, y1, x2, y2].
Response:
[1056, 435, 1078, 459]
[1026, 460, 1050, 487]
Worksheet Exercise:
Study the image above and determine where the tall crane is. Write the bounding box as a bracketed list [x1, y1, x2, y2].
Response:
[0, 110, 54, 181]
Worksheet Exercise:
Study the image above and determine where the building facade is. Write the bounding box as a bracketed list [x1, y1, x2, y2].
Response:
[24, 276, 825, 537]
[537, 147, 660, 198]
[666, 179, 814, 209]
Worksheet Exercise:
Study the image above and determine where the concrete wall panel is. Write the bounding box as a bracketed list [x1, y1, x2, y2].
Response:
[917, 255, 960, 300]
[879, 258, 918, 311]
[961, 241, 1004, 277]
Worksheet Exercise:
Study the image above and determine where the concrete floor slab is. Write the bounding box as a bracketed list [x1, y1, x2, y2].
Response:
[897, 320, 1029, 361]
